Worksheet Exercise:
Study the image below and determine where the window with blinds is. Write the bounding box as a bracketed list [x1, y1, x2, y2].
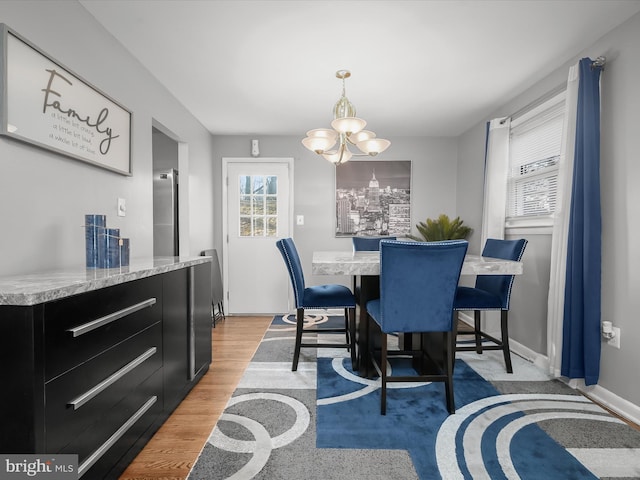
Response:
[506, 91, 565, 226]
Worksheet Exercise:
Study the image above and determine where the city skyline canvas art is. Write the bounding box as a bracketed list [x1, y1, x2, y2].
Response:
[335, 160, 411, 237]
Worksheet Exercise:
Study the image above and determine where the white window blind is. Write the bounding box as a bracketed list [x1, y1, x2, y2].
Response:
[507, 92, 565, 224]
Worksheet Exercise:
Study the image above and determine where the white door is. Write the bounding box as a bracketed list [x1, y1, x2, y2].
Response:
[223, 159, 293, 315]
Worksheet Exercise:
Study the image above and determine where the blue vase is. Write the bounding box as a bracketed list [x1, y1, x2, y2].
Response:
[106, 228, 121, 269]
[120, 238, 130, 267]
[85, 214, 106, 268]
[98, 228, 120, 269]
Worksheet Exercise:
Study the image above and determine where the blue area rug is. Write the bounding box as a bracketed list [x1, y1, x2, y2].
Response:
[316, 356, 611, 479]
[189, 315, 640, 479]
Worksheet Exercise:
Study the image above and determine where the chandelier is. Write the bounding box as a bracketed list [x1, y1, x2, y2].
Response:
[302, 70, 390, 165]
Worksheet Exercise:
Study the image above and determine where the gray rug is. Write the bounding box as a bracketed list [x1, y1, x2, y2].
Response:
[188, 315, 640, 479]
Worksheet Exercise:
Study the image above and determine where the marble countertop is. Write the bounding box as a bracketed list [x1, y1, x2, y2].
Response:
[0, 256, 212, 306]
[312, 251, 523, 276]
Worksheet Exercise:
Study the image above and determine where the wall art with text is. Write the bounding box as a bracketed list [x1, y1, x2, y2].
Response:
[0, 24, 132, 175]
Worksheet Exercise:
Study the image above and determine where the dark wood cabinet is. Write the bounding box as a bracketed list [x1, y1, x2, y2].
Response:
[0, 262, 211, 479]
[162, 268, 191, 413]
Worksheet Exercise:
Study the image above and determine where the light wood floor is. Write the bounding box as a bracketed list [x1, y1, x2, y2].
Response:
[119, 316, 272, 480]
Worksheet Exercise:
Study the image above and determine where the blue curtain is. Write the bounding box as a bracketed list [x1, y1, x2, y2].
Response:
[561, 58, 603, 385]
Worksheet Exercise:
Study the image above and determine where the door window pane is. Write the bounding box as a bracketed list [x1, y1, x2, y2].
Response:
[239, 176, 252, 195]
[253, 196, 264, 215]
[240, 195, 252, 215]
[266, 196, 277, 215]
[267, 217, 278, 236]
[238, 175, 279, 237]
[253, 217, 264, 236]
[266, 176, 277, 194]
[240, 217, 252, 237]
[252, 176, 264, 194]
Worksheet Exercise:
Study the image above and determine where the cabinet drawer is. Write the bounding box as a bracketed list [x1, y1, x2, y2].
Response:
[59, 370, 163, 478]
[45, 323, 162, 454]
[44, 276, 162, 380]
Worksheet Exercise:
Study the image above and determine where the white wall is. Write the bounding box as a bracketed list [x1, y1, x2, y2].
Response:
[0, 1, 215, 275]
[210, 135, 459, 287]
[457, 11, 640, 411]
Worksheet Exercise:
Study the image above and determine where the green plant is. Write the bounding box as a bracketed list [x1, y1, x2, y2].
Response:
[408, 214, 473, 241]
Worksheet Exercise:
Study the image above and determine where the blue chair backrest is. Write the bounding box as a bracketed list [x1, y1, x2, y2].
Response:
[377, 239, 468, 333]
[276, 238, 305, 308]
[476, 238, 528, 309]
[352, 236, 397, 251]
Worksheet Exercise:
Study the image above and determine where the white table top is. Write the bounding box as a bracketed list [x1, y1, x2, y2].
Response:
[312, 251, 523, 276]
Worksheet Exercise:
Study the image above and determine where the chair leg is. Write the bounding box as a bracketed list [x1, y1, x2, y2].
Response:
[444, 331, 455, 414]
[451, 313, 458, 373]
[474, 310, 483, 354]
[344, 308, 350, 347]
[380, 332, 388, 415]
[449, 310, 460, 369]
[348, 307, 357, 370]
[364, 312, 371, 378]
[292, 308, 305, 371]
[501, 310, 513, 373]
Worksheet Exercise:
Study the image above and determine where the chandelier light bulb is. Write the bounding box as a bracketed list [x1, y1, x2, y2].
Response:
[331, 117, 367, 135]
[306, 128, 338, 141]
[323, 149, 353, 164]
[302, 135, 336, 154]
[349, 130, 376, 143]
[357, 138, 391, 156]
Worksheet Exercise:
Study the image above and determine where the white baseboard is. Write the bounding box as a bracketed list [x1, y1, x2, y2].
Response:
[292, 308, 343, 316]
[314, 308, 343, 315]
[458, 312, 639, 426]
[510, 341, 640, 425]
[510, 338, 550, 371]
[570, 381, 640, 427]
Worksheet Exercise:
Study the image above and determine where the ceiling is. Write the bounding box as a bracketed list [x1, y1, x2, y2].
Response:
[80, 0, 640, 138]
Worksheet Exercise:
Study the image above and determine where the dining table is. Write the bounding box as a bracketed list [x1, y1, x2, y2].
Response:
[311, 250, 524, 376]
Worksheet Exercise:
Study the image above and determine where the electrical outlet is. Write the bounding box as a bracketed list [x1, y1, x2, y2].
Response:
[606, 326, 621, 349]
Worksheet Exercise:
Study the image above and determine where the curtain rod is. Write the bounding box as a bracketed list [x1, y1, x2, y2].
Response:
[500, 56, 606, 125]
[591, 56, 606, 70]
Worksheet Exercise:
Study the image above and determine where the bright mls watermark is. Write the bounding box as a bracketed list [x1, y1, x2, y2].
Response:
[0, 455, 77, 479]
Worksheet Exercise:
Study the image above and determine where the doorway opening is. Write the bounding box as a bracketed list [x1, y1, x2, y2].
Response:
[152, 127, 180, 256]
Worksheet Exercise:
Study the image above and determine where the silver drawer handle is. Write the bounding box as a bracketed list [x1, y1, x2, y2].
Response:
[68, 347, 157, 410]
[78, 395, 157, 478]
[67, 298, 157, 337]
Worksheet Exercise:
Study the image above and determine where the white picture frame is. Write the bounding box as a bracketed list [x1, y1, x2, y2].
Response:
[0, 24, 132, 175]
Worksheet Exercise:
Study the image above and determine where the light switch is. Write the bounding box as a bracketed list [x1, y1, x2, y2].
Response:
[117, 198, 126, 217]
[296, 215, 304, 226]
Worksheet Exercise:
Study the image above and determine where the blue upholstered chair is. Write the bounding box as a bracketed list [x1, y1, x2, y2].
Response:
[366, 239, 468, 415]
[276, 238, 356, 372]
[351, 236, 396, 302]
[454, 238, 528, 373]
[352, 236, 397, 252]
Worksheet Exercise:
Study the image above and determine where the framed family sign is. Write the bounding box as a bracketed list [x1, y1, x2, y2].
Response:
[0, 24, 132, 175]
